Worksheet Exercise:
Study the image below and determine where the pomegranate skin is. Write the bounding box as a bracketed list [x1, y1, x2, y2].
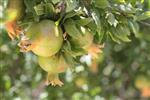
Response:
[26, 20, 63, 57]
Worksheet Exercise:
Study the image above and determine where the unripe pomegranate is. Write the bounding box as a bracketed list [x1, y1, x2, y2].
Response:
[5, 0, 25, 39]
[5, 0, 24, 22]
[71, 27, 104, 58]
[38, 55, 69, 86]
[38, 56, 68, 73]
[135, 75, 150, 89]
[72, 29, 93, 49]
[25, 20, 63, 57]
[135, 75, 150, 97]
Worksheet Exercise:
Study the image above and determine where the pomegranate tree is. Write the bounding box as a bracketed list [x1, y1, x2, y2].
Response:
[3, 0, 149, 87]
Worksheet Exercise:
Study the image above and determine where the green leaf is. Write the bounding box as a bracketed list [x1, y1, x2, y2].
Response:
[24, 0, 36, 13]
[34, 3, 55, 16]
[24, 0, 39, 21]
[65, 0, 78, 12]
[71, 48, 86, 57]
[106, 13, 118, 27]
[115, 34, 131, 42]
[94, 0, 110, 9]
[118, 4, 136, 14]
[136, 11, 150, 21]
[114, 24, 131, 42]
[34, 3, 44, 15]
[87, 21, 97, 34]
[113, 0, 126, 3]
[63, 41, 86, 57]
[63, 51, 76, 67]
[64, 19, 81, 39]
[91, 9, 101, 34]
[44, 3, 55, 14]
[75, 18, 93, 26]
[91, 9, 105, 42]
[51, 0, 61, 4]
[128, 20, 139, 37]
[126, 0, 144, 4]
[108, 32, 121, 44]
[63, 11, 78, 23]
[109, 24, 131, 43]
[97, 29, 105, 43]
[148, 0, 150, 10]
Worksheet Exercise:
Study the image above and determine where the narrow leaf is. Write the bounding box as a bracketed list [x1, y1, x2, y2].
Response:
[64, 19, 81, 39]
[136, 11, 150, 21]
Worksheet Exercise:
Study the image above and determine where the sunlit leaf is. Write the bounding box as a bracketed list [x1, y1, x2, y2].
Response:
[136, 11, 150, 21]
[64, 18, 81, 39]
[94, 0, 110, 9]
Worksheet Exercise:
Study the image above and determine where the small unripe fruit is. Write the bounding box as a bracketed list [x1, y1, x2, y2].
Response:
[5, 0, 25, 39]
[71, 29, 93, 49]
[135, 75, 150, 89]
[71, 28, 103, 58]
[26, 20, 63, 57]
[38, 55, 69, 86]
[5, 0, 24, 22]
[38, 55, 68, 73]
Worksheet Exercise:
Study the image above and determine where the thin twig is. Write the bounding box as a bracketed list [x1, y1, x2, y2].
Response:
[139, 21, 150, 27]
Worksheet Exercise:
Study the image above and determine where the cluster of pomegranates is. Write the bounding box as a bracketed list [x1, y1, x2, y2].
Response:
[4, 0, 103, 86]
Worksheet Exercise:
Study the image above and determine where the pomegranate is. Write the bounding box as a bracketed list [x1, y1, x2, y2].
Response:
[38, 55, 69, 86]
[71, 27, 104, 58]
[24, 20, 63, 57]
[135, 75, 150, 90]
[5, 0, 24, 39]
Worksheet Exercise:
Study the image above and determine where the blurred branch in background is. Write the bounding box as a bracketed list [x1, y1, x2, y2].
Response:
[31, 81, 46, 100]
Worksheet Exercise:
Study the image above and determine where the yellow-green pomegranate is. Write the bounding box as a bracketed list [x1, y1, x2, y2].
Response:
[5, 0, 24, 22]
[25, 20, 63, 57]
[38, 55, 69, 86]
[5, 0, 25, 39]
[38, 56, 68, 73]
[135, 75, 150, 89]
[71, 28, 93, 49]
[71, 28, 103, 58]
